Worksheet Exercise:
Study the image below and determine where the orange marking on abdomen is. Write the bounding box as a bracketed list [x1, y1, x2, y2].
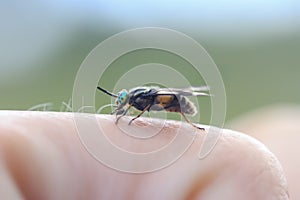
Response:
[156, 95, 173, 104]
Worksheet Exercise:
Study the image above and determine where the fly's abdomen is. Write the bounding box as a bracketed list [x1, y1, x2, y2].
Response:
[179, 96, 197, 116]
[153, 95, 197, 115]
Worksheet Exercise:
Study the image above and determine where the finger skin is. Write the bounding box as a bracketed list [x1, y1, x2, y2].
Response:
[0, 111, 289, 200]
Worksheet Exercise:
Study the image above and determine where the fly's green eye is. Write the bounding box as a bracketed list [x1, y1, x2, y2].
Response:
[117, 90, 127, 104]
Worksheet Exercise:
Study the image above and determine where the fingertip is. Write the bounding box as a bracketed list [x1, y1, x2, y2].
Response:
[191, 129, 289, 199]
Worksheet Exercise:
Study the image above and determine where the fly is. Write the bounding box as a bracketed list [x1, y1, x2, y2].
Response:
[97, 86, 210, 130]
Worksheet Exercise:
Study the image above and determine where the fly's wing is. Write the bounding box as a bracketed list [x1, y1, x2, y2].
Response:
[156, 86, 211, 96]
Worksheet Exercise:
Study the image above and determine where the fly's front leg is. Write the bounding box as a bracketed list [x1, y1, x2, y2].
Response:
[128, 104, 151, 125]
[115, 105, 132, 124]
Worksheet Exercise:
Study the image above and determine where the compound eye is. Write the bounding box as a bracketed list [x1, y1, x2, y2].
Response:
[117, 90, 127, 105]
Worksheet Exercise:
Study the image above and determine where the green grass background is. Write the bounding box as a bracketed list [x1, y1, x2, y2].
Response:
[1, 4, 300, 125]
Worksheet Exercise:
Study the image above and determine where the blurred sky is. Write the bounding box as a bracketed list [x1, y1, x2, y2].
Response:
[1, 0, 300, 73]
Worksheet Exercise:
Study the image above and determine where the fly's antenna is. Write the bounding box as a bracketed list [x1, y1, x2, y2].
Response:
[97, 87, 118, 98]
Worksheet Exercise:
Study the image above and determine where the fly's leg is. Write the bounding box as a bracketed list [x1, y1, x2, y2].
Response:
[115, 105, 132, 124]
[128, 104, 151, 125]
[180, 112, 205, 131]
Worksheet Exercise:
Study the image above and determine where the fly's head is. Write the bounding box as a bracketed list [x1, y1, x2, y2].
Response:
[111, 89, 129, 115]
[116, 89, 128, 106]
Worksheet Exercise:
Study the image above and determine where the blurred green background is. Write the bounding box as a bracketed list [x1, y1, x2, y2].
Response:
[1, 1, 300, 124]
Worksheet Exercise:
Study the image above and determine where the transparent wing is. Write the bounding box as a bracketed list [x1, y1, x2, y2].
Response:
[156, 86, 211, 96]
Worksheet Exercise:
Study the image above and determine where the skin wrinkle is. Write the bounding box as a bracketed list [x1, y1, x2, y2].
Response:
[0, 113, 94, 200]
[0, 158, 24, 200]
[0, 111, 290, 200]
[2, 130, 43, 200]
[183, 166, 218, 199]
